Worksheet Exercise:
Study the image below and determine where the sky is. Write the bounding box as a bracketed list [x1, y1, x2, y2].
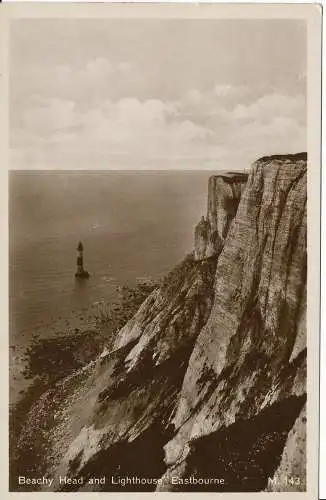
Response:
[9, 19, 307, 170]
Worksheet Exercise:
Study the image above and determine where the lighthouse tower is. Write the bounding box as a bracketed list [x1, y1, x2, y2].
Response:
[75, 241, 89, 279]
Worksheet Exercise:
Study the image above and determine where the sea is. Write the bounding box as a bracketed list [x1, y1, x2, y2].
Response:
[9, 171, 214, 360]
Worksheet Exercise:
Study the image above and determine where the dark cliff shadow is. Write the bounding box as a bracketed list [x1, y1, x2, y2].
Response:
[176, 394, 306, 492]
[60, 422, 173, 492]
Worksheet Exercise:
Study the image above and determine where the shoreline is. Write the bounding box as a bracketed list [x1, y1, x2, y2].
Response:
[9, 280, 159, 491]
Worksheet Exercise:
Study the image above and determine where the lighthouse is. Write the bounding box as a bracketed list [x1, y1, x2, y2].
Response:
[75, 241, 90, 279]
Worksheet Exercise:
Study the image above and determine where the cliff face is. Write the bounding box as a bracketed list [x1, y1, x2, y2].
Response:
[194, 172, 248, 260]
[12, 153, 307, 493]
[158, 152, 307, 491]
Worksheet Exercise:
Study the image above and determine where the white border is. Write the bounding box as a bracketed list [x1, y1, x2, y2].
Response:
[0, 3, 322, 499]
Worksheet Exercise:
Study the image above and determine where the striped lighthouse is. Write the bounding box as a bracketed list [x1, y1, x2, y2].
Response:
[75, 241, 89, 279]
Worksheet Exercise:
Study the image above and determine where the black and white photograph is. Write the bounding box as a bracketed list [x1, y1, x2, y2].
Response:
[2, 4, 321, 495]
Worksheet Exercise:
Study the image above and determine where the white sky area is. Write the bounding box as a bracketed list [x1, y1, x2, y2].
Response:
[9, 19, 307, 170]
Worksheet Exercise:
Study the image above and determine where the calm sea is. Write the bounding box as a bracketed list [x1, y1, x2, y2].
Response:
[9, 171, 213, 347]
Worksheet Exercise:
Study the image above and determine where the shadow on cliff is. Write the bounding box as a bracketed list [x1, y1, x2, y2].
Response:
[60, 423, 171, 492]
[173, 394, 306, 492]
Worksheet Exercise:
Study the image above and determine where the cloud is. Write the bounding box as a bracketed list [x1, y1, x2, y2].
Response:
[12, 94, 216, 168]
[231, 93, 306, 122]
[11, 71, 306, 170]
[214, 84, 249, 100]
[11, 57, 139, 116]
[20, 96, 77, 134]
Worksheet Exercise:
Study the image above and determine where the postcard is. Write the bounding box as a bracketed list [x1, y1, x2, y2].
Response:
[0, 3, 322, 499]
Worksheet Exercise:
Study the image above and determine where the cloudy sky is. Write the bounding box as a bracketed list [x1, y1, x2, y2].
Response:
[9, 19, 306, 170]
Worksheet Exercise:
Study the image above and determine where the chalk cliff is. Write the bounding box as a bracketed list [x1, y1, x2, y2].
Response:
[11, 153, 307, 493]
[194, 172, 248, 260]
[158, 152, 307, 491]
